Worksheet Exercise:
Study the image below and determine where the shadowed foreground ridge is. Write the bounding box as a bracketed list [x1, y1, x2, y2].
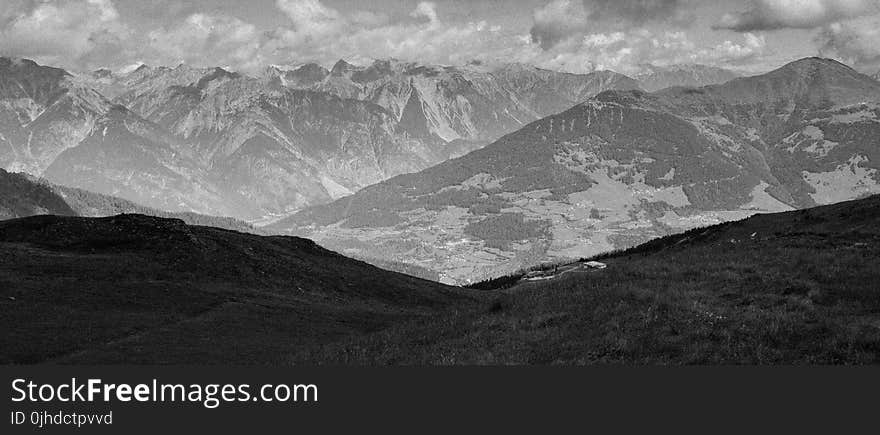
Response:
[295, 195, 880, 365]
[0, 214, 469, 364]
[2, 196, 878, 365]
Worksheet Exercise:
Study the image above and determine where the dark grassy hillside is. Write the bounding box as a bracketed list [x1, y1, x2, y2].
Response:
[0, 214, 471, 364]
[349, 256, 442, 282]
[294, 196, 880, 365]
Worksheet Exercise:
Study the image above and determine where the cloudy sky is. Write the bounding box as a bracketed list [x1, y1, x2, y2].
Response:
[2, 0, 880, 75]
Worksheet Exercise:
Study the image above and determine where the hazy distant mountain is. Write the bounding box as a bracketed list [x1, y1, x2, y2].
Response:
[0, 168, 75, 219]
[41, 104, 238, 216]
[635, 64, 740, 92]
[0, 167, 257, 233]
[270, 57, 880, 284]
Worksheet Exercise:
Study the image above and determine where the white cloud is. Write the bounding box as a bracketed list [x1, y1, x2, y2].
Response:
[0, 0, 130, 68]
[0, 0, 779, 76]
[716, 0, 880, 32]
[503, 29, 767, 74]
[694, 33, 767, 65]
[276, 0, 345, 36]
[257, 1, 768, 76]
[259, 0, 515, 69]
[349, 10, 389, 28]
[411, 2, 439, 25]
[528, 0, 694, 51]
[529, 0, 589, 49]
[582, 32, 626, 48]
[146, 13, 263, 71]
[816, 15, 880, 69]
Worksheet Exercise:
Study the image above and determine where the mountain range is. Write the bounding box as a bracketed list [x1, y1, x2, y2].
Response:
[270, 57, 880, 284]
[265, 59, 642, 143]
[1, 57, 750, 224]
[1, 58, 240, 217]
[5, 55, 877, 284]
[1, 57, 652, 222]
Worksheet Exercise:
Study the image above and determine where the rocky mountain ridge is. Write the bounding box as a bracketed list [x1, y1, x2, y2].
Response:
[270, 57, 880, 284]
[3, 57, 644, 221]
[265, 59, 643, 144]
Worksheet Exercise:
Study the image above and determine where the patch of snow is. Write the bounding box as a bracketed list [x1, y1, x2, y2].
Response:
[118, 62, 146, 75]
[320, 175, 353, 199]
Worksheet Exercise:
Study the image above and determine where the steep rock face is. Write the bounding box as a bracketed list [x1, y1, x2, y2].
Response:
[635, 64, 740, 92]
[42, 105, 234, 216]
[270, 58, 880, 284]
[267, 59, 642, 144]
[1, 58, 231, 216]
[266, 63, 330, 88]
[487, 64, 642, 116]
[0, 58, 111, 175]
[77, 64, 216, 100]
[112, 66, 450, 217]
